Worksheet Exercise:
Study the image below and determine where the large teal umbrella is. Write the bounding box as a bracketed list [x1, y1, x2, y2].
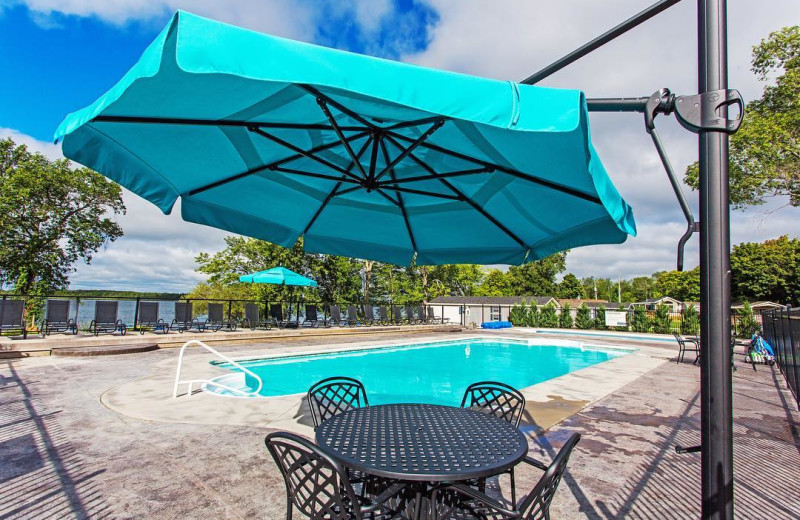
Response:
[55, 11, 636, 266]
[239, 267, 317, 287]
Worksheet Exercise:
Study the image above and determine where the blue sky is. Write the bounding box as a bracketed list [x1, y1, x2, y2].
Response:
[1, 0, 798, 291]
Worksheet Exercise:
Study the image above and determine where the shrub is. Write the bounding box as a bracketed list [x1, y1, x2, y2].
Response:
[737, 301, 761, 338]
[559, 303, 574, 328]
[594, 305, 607, 330]
[653, 304, 672, 334]
[509, 303, 526, 326]
[539, 303, 558, 328]
[525, 303, 539, 327]
[575, 304, 593, 329]
[682, 304, 700, 335]
[631, 307, 652, 333]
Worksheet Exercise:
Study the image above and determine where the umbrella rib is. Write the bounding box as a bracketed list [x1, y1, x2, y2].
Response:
[377, 167, 491, 186]
[387, 131, 602, 205]
[316, 100, 370, 180]
[379, 139, 417, 253]
[271, 167, 362, 184]
[373, 120, 445, 183]
[299, 85, 379, 130]
[379, 185, 462, 201]
[302, 136, 373, 235]
[385, 135, 528, 249]
[187, 130, 369, 196]
[91, 115, 364, 132]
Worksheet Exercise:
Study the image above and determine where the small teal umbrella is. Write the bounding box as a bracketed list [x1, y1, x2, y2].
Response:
[55, 11, 636, 266]
[239, 267, 318, 287]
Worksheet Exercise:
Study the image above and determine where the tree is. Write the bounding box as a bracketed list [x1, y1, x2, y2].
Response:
[735, 301, 762, 338]
[0, 138, 125, 294]
[730, 235, 799, 305]
[559, 303, 573, 328]
[557, 273, 583, 299]
[630, 307, 651, 333]
[595, 305, 607, 330]
[509, 303, 526, 326]
[685, 26, 800, 208]
[475, 269, 513, 296]
[525, 303, 539, 327]
[653, 267, 701, 302]
[539, 303, 558, 328]
[506, 252, 567, 296]
[575, 304, 593, 329]
[682, 304, 700, 335]
[652, 304, 672, 334]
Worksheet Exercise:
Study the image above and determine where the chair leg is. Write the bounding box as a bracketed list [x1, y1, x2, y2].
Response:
[509, 468, 516, 507]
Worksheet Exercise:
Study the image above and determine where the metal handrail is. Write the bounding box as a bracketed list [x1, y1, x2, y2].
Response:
[172, 339, 264, 398]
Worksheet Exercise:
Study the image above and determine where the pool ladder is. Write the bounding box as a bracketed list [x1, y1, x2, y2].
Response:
[173, 340, 263, 398]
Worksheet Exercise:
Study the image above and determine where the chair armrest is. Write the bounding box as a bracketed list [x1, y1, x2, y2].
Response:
[522, 456, 549, 471]
[442, 483, 521, 518]
[360, 482, 408, 514]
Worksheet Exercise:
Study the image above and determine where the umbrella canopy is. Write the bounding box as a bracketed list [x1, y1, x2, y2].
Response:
[239, 267, 317, 287]
[55, 11, 636, 266]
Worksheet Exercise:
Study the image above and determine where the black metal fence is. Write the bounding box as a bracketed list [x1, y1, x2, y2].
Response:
[761, 307, 799, 408]
[0, 294, 455, 336]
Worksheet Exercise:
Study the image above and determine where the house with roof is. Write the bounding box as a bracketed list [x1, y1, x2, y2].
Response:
[628, 296, 683, 312]
[557, 299, 614, 320]
[428, 296, 559, 327]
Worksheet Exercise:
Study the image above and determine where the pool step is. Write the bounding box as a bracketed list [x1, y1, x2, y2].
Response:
[54, 343, 160, 357]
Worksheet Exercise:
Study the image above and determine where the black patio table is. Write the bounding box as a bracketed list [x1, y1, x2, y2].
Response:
[315, 403, 528, 517]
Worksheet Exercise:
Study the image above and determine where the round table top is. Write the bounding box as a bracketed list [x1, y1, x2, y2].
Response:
[315, 403, 528, 482]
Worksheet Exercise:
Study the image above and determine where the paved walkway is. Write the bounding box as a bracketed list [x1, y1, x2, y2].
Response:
[0, 332, 797, 519]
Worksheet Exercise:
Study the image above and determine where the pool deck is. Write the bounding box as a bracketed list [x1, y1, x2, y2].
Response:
[1, 330, 798, 519]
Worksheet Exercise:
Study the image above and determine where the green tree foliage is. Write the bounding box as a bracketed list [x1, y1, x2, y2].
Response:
[575, 304, 593, 329]
[730, 235, 799, 305]
[682, 304, 700, 335]
[685, 26, 800, 208]
[630, 307, 652, 333]
[558, 303, 573, 328]
[507, 252, 567, 296]
[735, 301, 762, 338]
[595, 305, 607, 330]
[652, 304, 672, 334]
[474, 269, 513, 296]
[653, 267, 701, 302]
[0, 138, 125, 294]
[525, 303, 539, 327]
[557, 273, 583, 299]
[539, 303, 558, 328]
[508, 302, 526, 326]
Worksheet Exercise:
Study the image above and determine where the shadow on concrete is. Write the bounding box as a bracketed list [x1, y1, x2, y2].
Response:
[0, 363, 111, 519]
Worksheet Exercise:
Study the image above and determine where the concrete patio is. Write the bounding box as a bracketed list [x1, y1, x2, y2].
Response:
[1, 331, 798, 519]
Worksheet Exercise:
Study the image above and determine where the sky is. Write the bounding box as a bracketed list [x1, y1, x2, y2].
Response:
[1, 0, 798, 292]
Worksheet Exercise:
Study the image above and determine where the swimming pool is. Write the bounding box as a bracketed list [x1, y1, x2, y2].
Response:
[211, 338, 630, 405]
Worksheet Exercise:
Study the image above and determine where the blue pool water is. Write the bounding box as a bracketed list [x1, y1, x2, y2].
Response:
[219, 339, 629, 405]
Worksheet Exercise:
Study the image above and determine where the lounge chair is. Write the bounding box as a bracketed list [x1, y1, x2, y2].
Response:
[673, 333, 700, 365]
[302, 305, 320, 327]
[328, 305, 345, 327]
[405, 305, 418, 324]
[90, 301, 127, 336]
[170, 302, 198, 332]
[427, 306, 449, 324]
[392, 306, 404, 325]
[363, 306, 376, 326]
[415, 305, 428, 324]
[378, 305, 391, 325]
[205, 303, 237, 332]
[0, 299, 27, 339]
[345, 305, 360, 326]
[438, 433, 581, 520]
[137, 302, 168, 334]
[243, 303, 271, 330]
[268, 303, 286, 329]
[42, 299, 77, 335]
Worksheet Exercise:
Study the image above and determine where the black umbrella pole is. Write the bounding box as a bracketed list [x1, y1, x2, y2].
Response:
[698, 0, 734, 518]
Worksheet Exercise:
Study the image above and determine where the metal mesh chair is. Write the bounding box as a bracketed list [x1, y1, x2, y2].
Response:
[307, 377, 369, 429]
[673, 333, 700, 365]
[436, 433, 582, 520]
[266, 432, 406, 520]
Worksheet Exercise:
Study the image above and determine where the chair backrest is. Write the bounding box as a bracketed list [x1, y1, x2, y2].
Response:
[306, 305, 318, 321]
[461, 381, 526, 427]
[346, 305, 357, 321]
[427, 306, 436, 320]
[364, 306, 374, 320]
[138, 302, 159, 323]
[519, 433, 582, 520]
[415, 306, 425, 321]
[207, 303, 223, 322]
[175, 302, 192, 323]
[307, 376, 369, 429]
[47, 300, 70, 323]
[672, 332, 687, 347]
[95, 301, 119, 324]
[405, 305, 414, 320]
[265, 432, 359, 520]
[0, 300, 24, 326]
[270, 304, 283, 321]
[330, 305, 342, 322]
[378, 306, 388, 320]
[245, 303, 260, 324]
[393, 306, 403, 322]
